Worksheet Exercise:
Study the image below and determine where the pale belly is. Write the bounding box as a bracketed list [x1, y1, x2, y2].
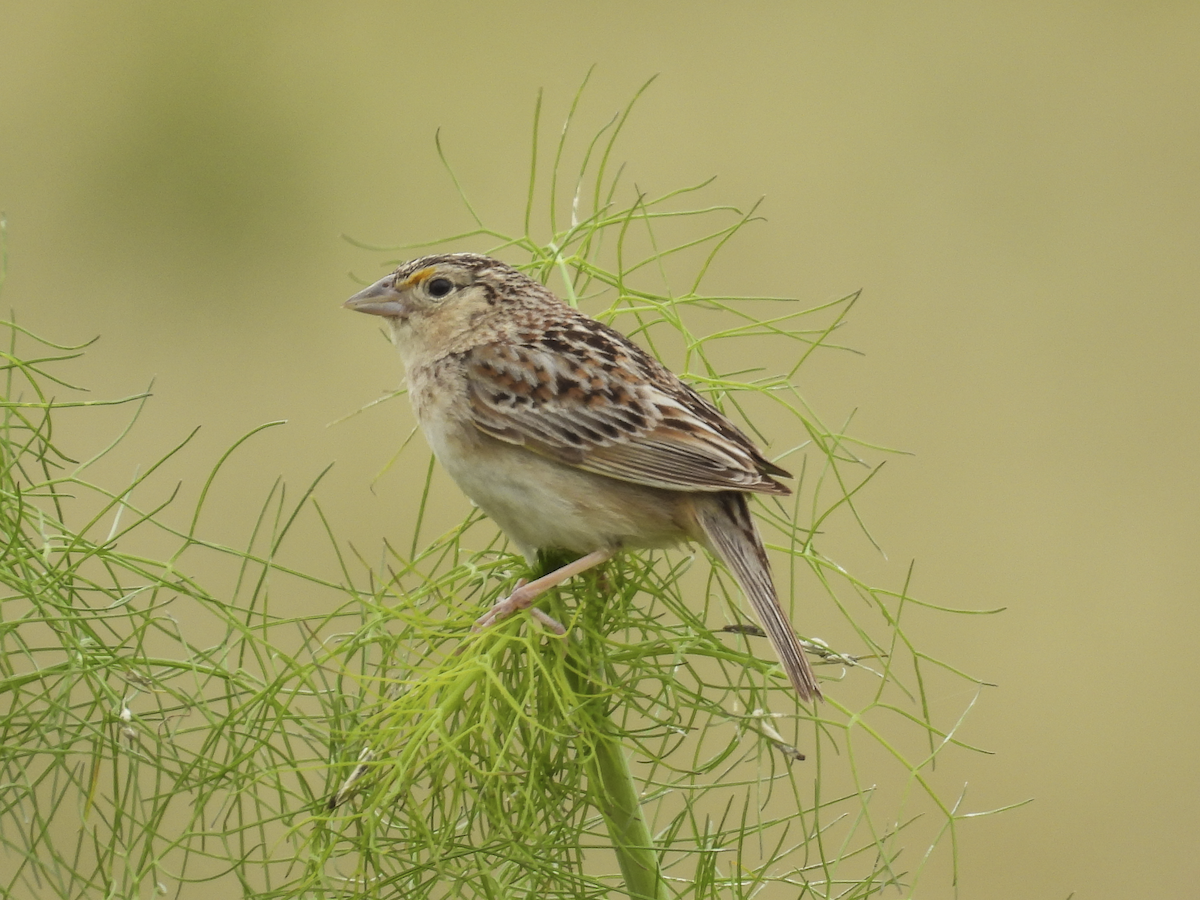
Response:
[428, 425, 692, 561]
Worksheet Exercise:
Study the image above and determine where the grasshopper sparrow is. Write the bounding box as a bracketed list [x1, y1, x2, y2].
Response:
[345, 253, 821, 701]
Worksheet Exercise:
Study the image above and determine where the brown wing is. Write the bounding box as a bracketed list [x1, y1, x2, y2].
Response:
[459, 318, 790, 496]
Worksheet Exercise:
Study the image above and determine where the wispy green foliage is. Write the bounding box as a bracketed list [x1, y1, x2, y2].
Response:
[0, 82, 1009, 900]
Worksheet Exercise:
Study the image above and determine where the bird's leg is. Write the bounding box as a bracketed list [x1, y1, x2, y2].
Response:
[474, 549, 614, 634]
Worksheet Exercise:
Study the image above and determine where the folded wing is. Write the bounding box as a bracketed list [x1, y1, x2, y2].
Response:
[459, 319, 790, 496]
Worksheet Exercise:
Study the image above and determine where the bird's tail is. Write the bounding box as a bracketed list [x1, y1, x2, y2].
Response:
[694, 493, 822, 702]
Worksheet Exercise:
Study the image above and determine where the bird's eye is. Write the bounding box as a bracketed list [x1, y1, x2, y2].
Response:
[427, 277, 454, 299]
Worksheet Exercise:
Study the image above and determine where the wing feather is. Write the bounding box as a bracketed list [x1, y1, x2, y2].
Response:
[460, 321, 790, 496]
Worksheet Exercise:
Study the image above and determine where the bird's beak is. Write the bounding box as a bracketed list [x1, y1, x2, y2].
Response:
[343, 276, 408, 317]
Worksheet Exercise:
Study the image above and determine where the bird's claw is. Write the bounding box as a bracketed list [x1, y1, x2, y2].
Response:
[471, 578, 566, 635]
[528, 608, 567, 635]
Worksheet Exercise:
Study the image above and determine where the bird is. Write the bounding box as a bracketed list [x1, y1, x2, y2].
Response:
[344, 253, 822, 701]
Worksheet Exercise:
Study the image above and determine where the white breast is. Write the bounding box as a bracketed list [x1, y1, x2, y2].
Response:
[425, 418, 689, 562]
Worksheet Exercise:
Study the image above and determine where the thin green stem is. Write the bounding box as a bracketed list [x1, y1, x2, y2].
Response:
[587, 715, 667, 900]
[573, 622, 667, 900]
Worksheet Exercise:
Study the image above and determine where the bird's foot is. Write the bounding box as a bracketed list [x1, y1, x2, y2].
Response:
[470, 549, 614, 637]
[472, 578, 567, 635]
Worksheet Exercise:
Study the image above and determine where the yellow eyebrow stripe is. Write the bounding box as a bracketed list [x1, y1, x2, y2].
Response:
[402, 266, 438, 288]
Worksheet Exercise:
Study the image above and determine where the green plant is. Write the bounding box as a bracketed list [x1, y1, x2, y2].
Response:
[0, 80, 1008, 900]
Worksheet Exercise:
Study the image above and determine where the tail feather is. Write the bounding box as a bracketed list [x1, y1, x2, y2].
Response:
[695, 493, 822, 702]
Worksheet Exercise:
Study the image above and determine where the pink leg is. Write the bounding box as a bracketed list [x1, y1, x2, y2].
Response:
[474, 549, 614, 633]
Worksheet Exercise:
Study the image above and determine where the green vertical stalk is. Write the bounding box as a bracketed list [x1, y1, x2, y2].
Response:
[562, 573, 668, 900]
[585, 710, 667, 900]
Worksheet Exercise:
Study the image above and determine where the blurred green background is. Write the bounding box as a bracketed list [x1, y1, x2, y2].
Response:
[2, 3, 1197, 897]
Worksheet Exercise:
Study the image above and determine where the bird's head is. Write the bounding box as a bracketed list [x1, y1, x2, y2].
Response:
[344, 253, 548, 359]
